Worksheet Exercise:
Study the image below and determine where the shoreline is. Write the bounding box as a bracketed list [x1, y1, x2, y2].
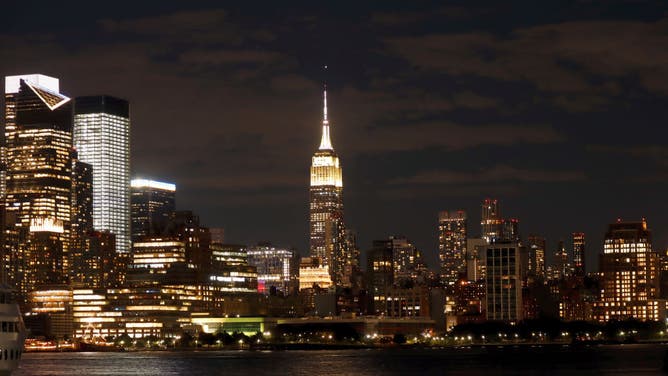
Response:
[22, 339, 668, 353]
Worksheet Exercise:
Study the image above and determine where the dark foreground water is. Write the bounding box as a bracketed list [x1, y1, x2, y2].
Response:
[13, 344, 668, 375]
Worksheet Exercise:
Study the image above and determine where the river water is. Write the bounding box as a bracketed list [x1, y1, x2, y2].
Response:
[13, 344, 668, 375]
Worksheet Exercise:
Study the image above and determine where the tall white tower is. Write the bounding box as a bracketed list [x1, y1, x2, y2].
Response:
[73, 96, 131, 253]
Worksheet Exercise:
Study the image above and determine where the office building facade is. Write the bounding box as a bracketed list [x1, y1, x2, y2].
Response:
[485, 242, 523, 322]
[3, 74, 73, 299]
[130, 179, 176, 241]
[247, 243, 294, 295]
[73, 95, 130, 253]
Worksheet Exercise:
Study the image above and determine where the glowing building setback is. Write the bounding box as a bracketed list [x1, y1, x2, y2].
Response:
[73, 95, 130, 253]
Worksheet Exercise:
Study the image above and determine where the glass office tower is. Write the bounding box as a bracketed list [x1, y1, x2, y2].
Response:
[3, 74, 73, 298]
[73, 96, 130, 253]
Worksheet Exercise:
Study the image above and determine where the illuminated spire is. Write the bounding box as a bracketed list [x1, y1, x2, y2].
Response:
[319, 83, 333, 150]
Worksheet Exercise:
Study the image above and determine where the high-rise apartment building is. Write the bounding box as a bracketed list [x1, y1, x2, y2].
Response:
[485, 241, 523, 322]
[526, 235, 546, 279]
[130, 179, 176, 241]
[466, 238, 487, 281]
[481, 199, 502, 243]
[70, 157, 94, 282]
[340, 229, 361, 288]
[384, 236, 417, 283]
[572, 232, 586, 276]
[438, 210, 467, 287]
[309, 87, 347, 286]
[367, 240, 394, 314]
[597, 219, 663, 322]
[73, 95, 130, 253]
[3, 74, 73, 299]
[553, 240, 570, 279]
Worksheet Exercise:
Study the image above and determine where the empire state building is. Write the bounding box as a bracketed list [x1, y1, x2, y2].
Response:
[309, 86, 345, 285]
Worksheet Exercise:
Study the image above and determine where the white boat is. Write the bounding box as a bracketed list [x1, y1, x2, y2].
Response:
[0, 285, 25, 375]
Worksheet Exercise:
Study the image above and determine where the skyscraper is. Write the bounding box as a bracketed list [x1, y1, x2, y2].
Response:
[385, 235, 419, 283]
[73, 95, 130, 253]
[598, 219, 662, 321]
[3, 74, 73, 298]
[572, 232, 585, 276]
[466, 238, 487, 281]
[367, 240, 395, 314]
[70, 156, 94, 282]
[130, 178, 176, 241]
[438, 210, 467, 287]
[526, 235, 546, 279]
[481, 198, 502, 243]
[309, 86, 346, 285]
[553, 240, 570, 279]
[485, 241, 523, 322]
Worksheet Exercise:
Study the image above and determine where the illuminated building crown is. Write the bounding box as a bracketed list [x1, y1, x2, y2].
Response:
[319, 85, 333, 151]
[310, 85, 342, 188]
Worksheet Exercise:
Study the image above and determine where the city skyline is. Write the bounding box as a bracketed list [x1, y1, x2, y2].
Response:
[1, 2, 668, 273]
[6, 4, 668, 371]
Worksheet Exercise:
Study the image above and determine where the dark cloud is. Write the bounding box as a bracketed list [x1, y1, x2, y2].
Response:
[2, 3, 668, 270]
[391, 165, 586, 185]
[179, 49, 286, 65]
[99, 9, 229, 34]
[588, 144, 668, 167]
[384, 18, 668, 97]
[345, 121, 562, 154]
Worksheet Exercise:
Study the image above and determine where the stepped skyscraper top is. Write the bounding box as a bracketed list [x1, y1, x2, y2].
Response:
[311, 86, 342, 188]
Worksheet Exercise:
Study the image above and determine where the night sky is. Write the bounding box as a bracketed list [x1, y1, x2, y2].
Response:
[2, 1, 668, 272]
